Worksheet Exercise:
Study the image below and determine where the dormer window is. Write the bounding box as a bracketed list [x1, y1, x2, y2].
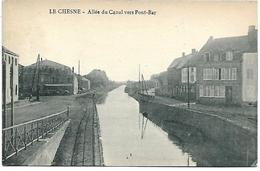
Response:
[226, 51, 233, 61]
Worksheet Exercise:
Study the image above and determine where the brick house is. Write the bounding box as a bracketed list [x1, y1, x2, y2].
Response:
[196, 25, 257, 105]
[167, 49, 199, 101]
[2, 46, 19, 103]
[22, 59, 78, 96]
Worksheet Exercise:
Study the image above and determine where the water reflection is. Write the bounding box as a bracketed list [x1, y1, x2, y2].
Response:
[139, 113, 148, 139]
[140, 103, 253, 166]
[97, 86, 196, 166]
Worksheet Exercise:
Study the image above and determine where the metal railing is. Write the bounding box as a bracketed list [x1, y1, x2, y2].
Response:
[2, 107, 70, 161]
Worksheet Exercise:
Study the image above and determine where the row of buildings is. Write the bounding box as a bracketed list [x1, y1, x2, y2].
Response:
[2, 48, 91, 104]
[153, 25, 257, 106]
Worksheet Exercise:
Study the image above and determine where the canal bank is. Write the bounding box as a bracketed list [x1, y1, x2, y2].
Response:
[52, 92, 104, 166]
[126, 89, 257, 166]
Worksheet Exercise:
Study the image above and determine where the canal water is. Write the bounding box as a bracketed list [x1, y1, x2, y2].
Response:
[97, 86, 196, 166]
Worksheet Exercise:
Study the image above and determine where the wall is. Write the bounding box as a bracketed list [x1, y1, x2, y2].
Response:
[242, 53, 257, 103]
[2, 52, 19, 103]
[139, 101, 257, 165]
[196, 55, 243, 105]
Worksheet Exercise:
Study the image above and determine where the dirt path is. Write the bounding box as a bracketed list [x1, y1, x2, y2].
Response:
[52, 94, 104, 166]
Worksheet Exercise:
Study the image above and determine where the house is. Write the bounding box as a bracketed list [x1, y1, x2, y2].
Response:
[2, 46, 19, 104]
[154, 71, 169, 96]
[167, 49, 199, 101]
[196, 25, 257, 105]
[77, 74, 91, 93]
[21, 58, 78, 96]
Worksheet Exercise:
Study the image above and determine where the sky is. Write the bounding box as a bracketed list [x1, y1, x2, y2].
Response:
[3, 0, 257, 81]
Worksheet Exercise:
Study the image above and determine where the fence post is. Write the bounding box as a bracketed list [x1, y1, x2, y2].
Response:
[31, 123, 33, 145]
[37, 121, 39, 141]
[41, 120, 44, 139]
[67, 106, 70, 119]
[24, 126, 27, 150]
[15, 128, 18, 155]
[2, 131, 6, 160]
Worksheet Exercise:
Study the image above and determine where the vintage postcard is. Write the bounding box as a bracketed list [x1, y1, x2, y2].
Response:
[1, 0, 257, 167]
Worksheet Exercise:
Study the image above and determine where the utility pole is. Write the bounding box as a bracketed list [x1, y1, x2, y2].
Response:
[187, 65, 190, 108]
[36, 54, 40, 101]
[78, 60, 80, 75]
[2, 60, 6, 128]
[138, 64, 141, 94]
[10, 59, 14, 143]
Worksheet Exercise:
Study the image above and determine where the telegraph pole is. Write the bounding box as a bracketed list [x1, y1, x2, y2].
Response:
[2, 60, 6, 128]
[36, 54, 40, 101]
[187, 65, 190, 108]
[10, 59, 14, 144]
[78, 60, 80, 75]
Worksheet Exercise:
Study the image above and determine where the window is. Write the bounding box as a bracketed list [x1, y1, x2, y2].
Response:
[199, 85, 225, 97]
[4, 54, 6, 61]
[247, 69, 253, 79]
[181, 68, 188, 83]
[15, 58, 17, 66]
[15, 85, 18, 95]
[203, 68, 219, 80]
[226, 51, 233, 61]
[209, 85, 214, 96]
[199, 85, 203, 97]
[220, 68, 237, 80]
[8, 56, 10, 64]
[231, 68, 237, 80]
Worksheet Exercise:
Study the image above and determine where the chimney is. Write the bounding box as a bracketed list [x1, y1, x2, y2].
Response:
[191, 49, 196, 54]
[72, 67, 74, 73]
[41, 58, 42, 61]
[248, 25, 257, 52]
[182, 52, 185, 57]
[248, 25, 256, 33]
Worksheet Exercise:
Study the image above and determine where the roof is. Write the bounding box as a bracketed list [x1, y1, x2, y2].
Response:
[168, 52, 199, 69]
[200, 30, 257, 54]
[27, 59, 71, 70]
[2, 46, 19, 57]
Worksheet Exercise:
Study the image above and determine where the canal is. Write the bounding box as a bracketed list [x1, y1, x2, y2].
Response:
[97, 85, 246, 166]
[97, 86, 195, 166]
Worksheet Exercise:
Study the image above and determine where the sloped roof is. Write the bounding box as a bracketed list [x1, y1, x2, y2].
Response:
[168, 52, 199, 69]
[27, 59, 71, 70]
[200, 35, 251, 53]
[200, 27, 258, 54]
[2, 46, 19, 57]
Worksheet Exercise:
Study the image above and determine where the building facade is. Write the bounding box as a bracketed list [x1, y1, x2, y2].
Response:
[22, 59, 78, 96]
[196, 26, 257, 105]
[154, 71, 169, 96]
[167, 49, 199, 101]
[77, 75, 91, 93]
[2, 46, 19, 104]
[241, 53, 257, 104]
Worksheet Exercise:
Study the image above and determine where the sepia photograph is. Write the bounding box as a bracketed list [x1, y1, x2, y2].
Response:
[1, 0, 258, 167]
